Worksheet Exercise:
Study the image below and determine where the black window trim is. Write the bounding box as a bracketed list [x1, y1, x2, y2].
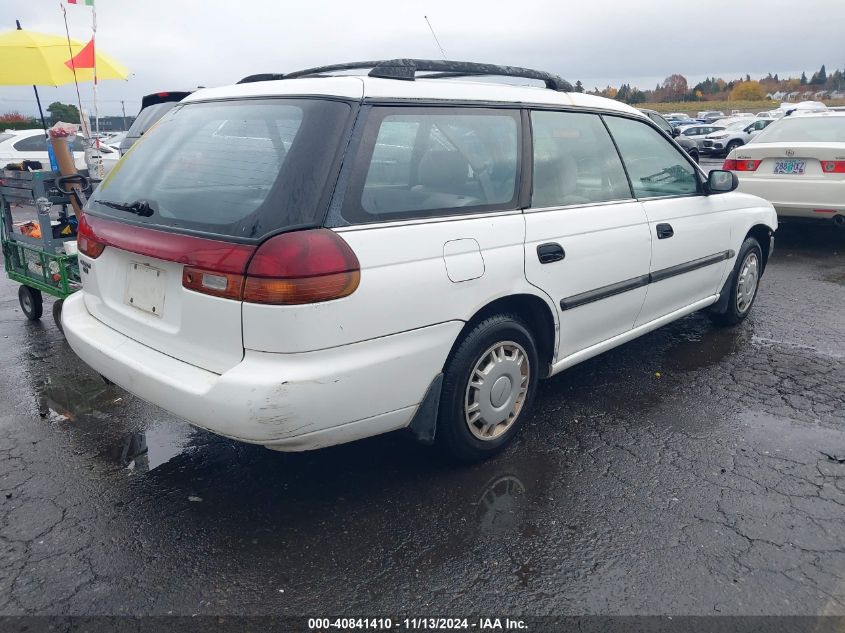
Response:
[336, 104, 525, 225]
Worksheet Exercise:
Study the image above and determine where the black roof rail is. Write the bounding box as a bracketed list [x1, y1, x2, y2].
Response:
[237, 59, 573, 91]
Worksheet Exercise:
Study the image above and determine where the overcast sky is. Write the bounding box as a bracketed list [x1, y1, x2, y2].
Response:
[2, 0, 843, 119]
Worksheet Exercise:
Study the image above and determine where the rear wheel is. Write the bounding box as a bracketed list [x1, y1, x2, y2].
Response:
[437, 314, 539, 463]
[18, 285, 43, 321]
[52, 299, 64, 334]
[689, 148, 699, 163]
[710, 237, 762, 326]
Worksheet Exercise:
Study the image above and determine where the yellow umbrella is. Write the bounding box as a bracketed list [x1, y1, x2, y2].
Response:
[0, 27, 129, 86]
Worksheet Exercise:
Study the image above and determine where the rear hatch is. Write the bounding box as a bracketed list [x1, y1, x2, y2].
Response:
[82, 97, 353, 373]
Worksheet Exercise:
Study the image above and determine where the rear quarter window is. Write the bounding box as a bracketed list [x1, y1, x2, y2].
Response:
[340, 107, 521, 223]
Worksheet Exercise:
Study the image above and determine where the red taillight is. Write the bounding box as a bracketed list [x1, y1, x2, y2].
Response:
[77, 215, 106, 258]
[727, 159, 761, 172]
[822, 160, 845, 173]
[79, 216, 359, 305]
[243, 229, 360, 305]
[82, 214, 256, 272]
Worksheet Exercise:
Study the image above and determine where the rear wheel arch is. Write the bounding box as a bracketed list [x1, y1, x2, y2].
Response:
[451, 294, 557, 379]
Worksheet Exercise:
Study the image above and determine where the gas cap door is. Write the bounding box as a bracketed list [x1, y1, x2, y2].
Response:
[443, 238, 485, 282]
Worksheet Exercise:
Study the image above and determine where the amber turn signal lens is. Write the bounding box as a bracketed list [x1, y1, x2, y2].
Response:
[243, 270, 360, 305]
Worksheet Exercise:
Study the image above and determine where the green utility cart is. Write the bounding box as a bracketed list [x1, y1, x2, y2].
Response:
[0, 169, 89, 332]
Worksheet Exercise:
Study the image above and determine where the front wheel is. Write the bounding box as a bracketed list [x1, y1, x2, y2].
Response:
[710, 237, 763, 326]
[724, 140, 743, 156]
[18, 285, 43, 321]
[437, 314, 539, 463]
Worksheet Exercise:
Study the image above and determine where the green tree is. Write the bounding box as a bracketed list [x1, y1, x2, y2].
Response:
[46, 102, 80, 124]
[574, 80, 584, 93]
[800, 71, 807, 85]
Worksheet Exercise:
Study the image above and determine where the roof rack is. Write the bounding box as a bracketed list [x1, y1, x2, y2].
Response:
[237, 59, 573, 92]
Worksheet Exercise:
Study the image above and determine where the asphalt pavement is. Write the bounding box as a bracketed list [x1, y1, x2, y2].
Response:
[0, 221, 843, 619]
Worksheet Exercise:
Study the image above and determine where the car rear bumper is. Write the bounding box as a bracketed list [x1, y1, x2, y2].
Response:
[62, 292, 461, 450]
[736, 178, 845, 220]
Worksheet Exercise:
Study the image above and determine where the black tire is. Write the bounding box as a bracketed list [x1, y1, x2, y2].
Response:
[724, 140, 743, 157]
[689, 149, 699, 164]
[18, 285, 43, 321]
[52, 299, 64, 334]
[436, 314, 539, 463]
[710, 237, 763, 327]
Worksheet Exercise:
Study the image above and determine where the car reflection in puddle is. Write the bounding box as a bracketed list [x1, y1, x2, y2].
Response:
[35, 370, 195, 473]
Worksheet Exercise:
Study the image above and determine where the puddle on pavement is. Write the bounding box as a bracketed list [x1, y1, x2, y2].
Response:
[663, 323, 750, 372]
[34, 370, 194, 473]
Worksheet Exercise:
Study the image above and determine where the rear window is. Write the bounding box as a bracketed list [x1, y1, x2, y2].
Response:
[752, 117, 845, 143]
[88, 99, 352, 240]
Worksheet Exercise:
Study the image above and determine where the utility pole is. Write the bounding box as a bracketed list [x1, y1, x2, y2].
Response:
[120, 100, 127, 131]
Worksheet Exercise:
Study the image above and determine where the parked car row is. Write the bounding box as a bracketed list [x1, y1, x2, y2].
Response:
[0, 128, 120, 174]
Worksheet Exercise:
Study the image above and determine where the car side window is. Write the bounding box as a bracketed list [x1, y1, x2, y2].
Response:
[603, 115, 699, 199]
[647, 112, 673, 136]
[530, 110, 632, 208]
[13, 134, 48, 152]
[343, 107, 519, 222]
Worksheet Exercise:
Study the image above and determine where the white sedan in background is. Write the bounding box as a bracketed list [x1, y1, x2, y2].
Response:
[0, 129, 118, 174]
[724, 112, 845, 227]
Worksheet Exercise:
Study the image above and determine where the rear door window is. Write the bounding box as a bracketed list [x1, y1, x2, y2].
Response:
[604, 115, 700, 199]
[87, 99, 352, 240]
[342, 107, 520, 223]
[530, 110, 632, 207]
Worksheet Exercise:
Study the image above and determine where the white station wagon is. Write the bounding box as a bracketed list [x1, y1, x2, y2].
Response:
[63, 60, 778, 462]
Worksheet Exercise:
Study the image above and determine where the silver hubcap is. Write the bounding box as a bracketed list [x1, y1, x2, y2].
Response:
[465, 341, 530, 441]
[736, 251, 759, 314]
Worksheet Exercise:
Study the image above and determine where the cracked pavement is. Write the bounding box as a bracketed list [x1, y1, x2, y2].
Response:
[0, 223, 843, 616]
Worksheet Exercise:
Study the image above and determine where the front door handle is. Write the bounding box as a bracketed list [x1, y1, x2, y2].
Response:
[537, 243, 565, 264]
[656, 223, 674, 239]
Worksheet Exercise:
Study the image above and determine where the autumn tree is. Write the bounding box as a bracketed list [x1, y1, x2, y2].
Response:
[660, 74, 689, 101]
[729, 81, 766, 101]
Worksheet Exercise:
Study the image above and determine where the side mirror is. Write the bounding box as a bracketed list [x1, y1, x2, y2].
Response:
[707, 169, 738, 194]
[671, 127, 680, 138]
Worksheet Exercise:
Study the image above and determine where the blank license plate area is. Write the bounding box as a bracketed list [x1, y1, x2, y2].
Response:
[125, 262, 166, 317]
[774, 159, 806, 175]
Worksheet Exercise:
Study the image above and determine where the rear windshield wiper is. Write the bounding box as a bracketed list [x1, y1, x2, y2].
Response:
[94, 199, 156, 217]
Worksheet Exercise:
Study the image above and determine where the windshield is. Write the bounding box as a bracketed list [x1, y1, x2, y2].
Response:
[726, 121, 750, 130]
[752, 117, 845, 143]
[88, 98, 352, 240]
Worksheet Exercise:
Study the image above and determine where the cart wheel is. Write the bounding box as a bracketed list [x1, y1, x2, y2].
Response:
[53, 299, 65, 334]
[18, 286, 43, 321]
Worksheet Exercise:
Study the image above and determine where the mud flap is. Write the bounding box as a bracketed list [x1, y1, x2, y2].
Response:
[406, 373, 443, 445]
